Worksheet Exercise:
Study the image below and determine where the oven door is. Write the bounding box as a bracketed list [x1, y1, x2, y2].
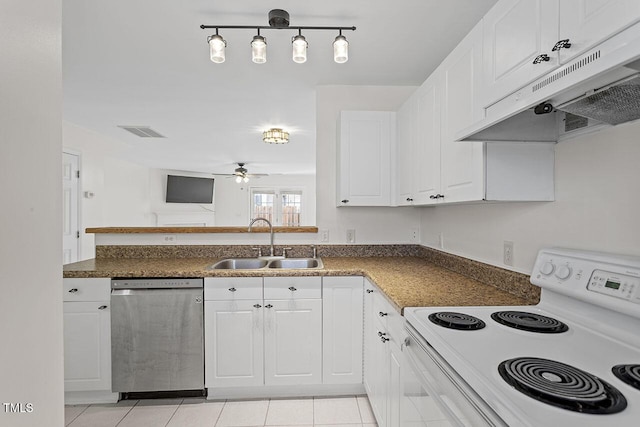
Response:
[402, 325, 507, 427]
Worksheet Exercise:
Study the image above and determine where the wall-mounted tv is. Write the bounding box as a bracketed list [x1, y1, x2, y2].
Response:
[166, 175, 214, 204]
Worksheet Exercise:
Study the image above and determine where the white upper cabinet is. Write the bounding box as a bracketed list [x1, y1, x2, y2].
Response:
[440, 21, 485, 203]
[481, 0, 560, 107]
[395, 98, 415, 206]
[413, 76, 442, 205]
[337, 111, 396, 206]
[558, 0, 640, 63]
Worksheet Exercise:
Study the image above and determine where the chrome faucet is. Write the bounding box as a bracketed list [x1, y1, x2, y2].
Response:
[248, 217, 275, 257]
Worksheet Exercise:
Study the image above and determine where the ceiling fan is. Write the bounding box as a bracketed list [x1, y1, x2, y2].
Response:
[218, 163, 269, 183]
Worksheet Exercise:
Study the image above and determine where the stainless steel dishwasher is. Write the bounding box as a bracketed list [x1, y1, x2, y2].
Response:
[111, 278, 204, 395]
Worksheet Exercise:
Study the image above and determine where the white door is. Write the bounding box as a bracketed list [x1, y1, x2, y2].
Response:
[363, 282, 376, 396]
[558, 0, 640, 63]
[264, 299, 322, 385]
[387, 344, 403, 427]
[369, 316, 389, 427]
[440, 22, 485, 203]
[322, 276, 364, 384]
[63, 301, 111, 392]
[413, 76, 442, 205]
[204, 300, 264, 388]
[395, 97, 415, 206]
[62, 151, 80, 264]
[482, 0, 560, 107]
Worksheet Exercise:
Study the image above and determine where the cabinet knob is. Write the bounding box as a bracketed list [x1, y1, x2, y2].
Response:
[378, 311, 388, 317]
[288, 286, 297, 291]
[552, 39, 572, 51]
[378, 331, 387, 337]
[253, 304, 262, 308]
[98, 305, 108, 310]
[533, 54, 551, 64]
[380, 336, 390, 343]
[68, 288, 78, 293]
[429, 195, 437, 199]
[366, 289, 374, 294]
[228, 287, 237, 292]
[265, 304, 273, 309]
[341, 199, 349, 204]
[406, 197, 413, 202]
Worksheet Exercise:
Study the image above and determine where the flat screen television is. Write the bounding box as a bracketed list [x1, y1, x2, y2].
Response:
[165, 175, 214, 204]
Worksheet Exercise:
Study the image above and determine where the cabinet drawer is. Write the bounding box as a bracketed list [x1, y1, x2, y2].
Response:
[63, 278, 111, 302]
[372, 291, 400, 329]
[264, 276, 321, 299]
[205, 277, 263, 300]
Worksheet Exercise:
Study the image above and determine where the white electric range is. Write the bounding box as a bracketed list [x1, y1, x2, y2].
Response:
[403, 247, 640, 427]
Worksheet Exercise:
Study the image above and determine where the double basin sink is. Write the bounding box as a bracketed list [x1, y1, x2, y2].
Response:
[209, 257, 323, 270]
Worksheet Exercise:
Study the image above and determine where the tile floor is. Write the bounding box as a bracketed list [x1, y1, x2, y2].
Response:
[65, 395, 377, 427]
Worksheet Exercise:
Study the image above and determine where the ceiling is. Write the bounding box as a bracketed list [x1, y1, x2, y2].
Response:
[62, 0, 497, 176]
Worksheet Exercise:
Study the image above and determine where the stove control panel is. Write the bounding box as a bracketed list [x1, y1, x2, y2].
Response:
[587, 270, 640, 303]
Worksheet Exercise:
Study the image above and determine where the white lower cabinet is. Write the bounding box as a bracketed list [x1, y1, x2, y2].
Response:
[322, 276, 364, 384]
[63, 278, 117, 404]
[364, 279, 405, 427]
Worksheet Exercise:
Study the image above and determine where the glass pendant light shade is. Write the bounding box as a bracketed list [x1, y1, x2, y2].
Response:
[333, 34, 349, 63]
[235, 176, 242, 183]
[243, 176, 249, 183]
[292, 34, 308, 64]
[251, 34, 267, 64]
[208, 34, 226, 63]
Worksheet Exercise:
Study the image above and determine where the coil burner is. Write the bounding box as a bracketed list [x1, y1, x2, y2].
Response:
[612, 364, 640, 391]
[428, 312, 486, 331]
[499, 357, 627, 414]
[491, 311, 569, 333]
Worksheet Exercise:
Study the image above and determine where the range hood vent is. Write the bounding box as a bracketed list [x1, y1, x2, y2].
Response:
[533, 51, 601, 93]
[118, 126, 166, 138]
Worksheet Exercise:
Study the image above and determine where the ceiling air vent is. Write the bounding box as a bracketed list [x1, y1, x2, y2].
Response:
[118, 126, 166, 138]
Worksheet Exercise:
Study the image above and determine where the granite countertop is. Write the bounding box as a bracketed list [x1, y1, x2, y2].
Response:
[63, 256, 535, 314]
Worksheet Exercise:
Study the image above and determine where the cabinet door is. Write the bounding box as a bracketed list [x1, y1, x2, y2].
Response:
[264, 299, 322, 385]
[63, 301, 111, 392]
[559, 0, 640, 63]
[441, 22, 485, 203]
[482, 0, 559, 107]
[387, 343, 403, 427]
[412, 76, 441, 205]
[205, 300, 264, 388]
[395, 97, 415, 206]
[337, 111, 395, 206]
[363, 281, 376, 396]
[322, 277, 364, 385]
[369, 315, 390, 427]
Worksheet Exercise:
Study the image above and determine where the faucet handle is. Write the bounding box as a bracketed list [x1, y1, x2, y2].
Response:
[310, 245, 317, 259]
[252, 247, 263, 257]
[282, 247, 293, 258]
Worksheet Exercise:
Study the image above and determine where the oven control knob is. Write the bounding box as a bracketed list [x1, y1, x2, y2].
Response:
[540, 261, 555, 276]
[555, 265, 572, 280]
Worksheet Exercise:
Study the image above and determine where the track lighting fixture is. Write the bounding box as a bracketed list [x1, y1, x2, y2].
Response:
[201, 9, 355, 64]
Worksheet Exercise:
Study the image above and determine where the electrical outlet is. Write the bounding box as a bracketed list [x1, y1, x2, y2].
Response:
[438, 232, 444, 249]
[346, 229, 356, 243]
[504, 241, 514, 266]
[320, 229, 329, 242]
[163, 234, 177, 244]
[410, 228, 419, 243]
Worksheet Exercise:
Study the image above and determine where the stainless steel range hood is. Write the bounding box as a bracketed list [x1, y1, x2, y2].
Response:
[457, 22, 640, 143]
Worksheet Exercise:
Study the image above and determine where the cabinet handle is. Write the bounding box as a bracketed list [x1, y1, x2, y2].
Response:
[341, 199, 349, 204]
[228, 287, 237, 292]
[68, 288, 78, 293]
[380, 336, 390, 343]
[378, 311, 388, 317]
[253, 304, 262, 308]
[288, 286, 297, 291]
[552, 39, 571, 51]
[533, 54, 550, 64]
[265, 304, 273, 309]
[406, 197, 413, 202]
[378, 331, 387, 337]
[98, 305, 108, 310]
[366, 289, 374, 294]
[429, 195, 437, 199]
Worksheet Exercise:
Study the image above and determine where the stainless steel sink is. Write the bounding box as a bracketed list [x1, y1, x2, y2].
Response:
[209, 258, 269, 270]
[208, 257, 323, 270]
[268, 258, 324, 269]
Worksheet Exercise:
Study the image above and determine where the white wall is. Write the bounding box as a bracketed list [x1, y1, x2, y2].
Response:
[0, 1, 64, 425]
[420, 120, 640, 274]
[316, 86, 421, 244]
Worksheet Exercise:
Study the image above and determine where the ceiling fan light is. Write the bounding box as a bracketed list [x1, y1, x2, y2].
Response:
[243, 176, 249, 183]
[251, 34, 267, 64]
[292, 34, 307, 64]
[235, 176, 242, 183]
[263, 128, 289, 144]
[333, 34, 348, 63]
[208, 34, 226, 63]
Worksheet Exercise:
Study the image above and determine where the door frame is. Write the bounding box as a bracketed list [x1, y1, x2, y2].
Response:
[63, 148, 82, 263]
